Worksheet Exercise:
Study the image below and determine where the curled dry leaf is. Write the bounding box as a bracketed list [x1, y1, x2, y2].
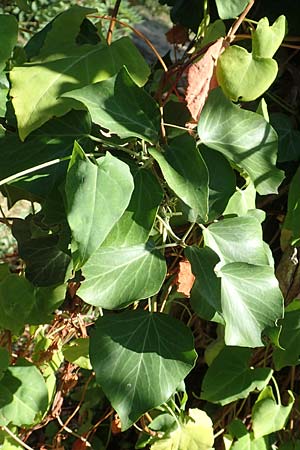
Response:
[175, 258, 195, 297]
[185, 38, 226, 122]
[111, 413, 122, 434]
[166, 24, 189, 45]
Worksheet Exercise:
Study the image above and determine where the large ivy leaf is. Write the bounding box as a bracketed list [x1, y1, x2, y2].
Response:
[90, 311, 196, 430]
[0, 15, 18, 72]
[215, 0, 248, 19]
[203, 216, 270, 266]
[273, 308, 300, 370]
[218, 262, 284, 347]
[198, 88, 284, 194]
[0, 110, 92, 198]
[271, 113, 300, 162]
[103, 166, 163, 247]
[10, 37, 150, 140]
[201, 347, 273, 405]
[151, 409, 214, 450]
[0, 361, 48, 427]
[65, 143, 134, 269]
[150, 134, 209, 221]
[200, 146, 236, 220]
[252, 386, 294, 439]
[80, 241, 166, 309]
[185, 246, 223, 323]
[63, 67, 160, 143]
[36, 6, 97, 58]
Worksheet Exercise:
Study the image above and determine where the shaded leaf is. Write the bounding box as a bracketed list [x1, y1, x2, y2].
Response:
[201, 347, 272, 405]
[218, 262, 283, 347]
[63, 338, 92, 370]
[90, 311, 196, 430]
[273, 308, 300, 370]
[224, 182, 256, 217]
[185, 246, 222, 323]
[252, 386, 294, 438]
[0, 110, 92, 198]
[198, 88, 284, 195]
[281, 167, 300, 249]
[63, 67, 160, 143]
[0, 15, 18, 72]
[271, 113, 300, 162]
[65, 143, 134, 269]
[150, 134, 209, 221]
[0, 361, 48, 427]
[200, 146, 236, 220]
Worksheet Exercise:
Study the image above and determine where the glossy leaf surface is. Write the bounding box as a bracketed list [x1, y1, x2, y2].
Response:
[90, 311, 196, 430]
[63, 67, 160, 143]
[198, 89, 284, 194]
[65, 143, 134, 269]
[201, 347, 272, 405]
[150, 134, 209, 221]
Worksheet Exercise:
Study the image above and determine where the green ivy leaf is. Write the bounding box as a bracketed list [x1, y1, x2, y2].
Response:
[151, 409, 214, 450]
[217, 46, 278, 102]
[199, 146, 236, 221]
[0, 110, 92, 198]
[65, 143, 134, 269]
[89, 311, 196, 430]
[10, 37, 149, 140]
[0, 361, 48, 427]
[63, 338, 92, 370]
[0, 275, 36, 333]
[63, 67, 160, 143]
[281, 167, 300, 248]
[102, 166, 163, 247]
[273, 308, 300, 370]
[271, 113, 300, 162]
[198, 89, 284, 194]
[201, 347, 272, 405]
[215, 0, 248, 19]
[218, 262, 283, 347]
[252, 16, 287, 59]
[203, 216, 270, 266]
[224, 182, 256, 217]
[0, 349, 9, 380]
[150, 134, 209, 221]
[252, 386, 294, 438]
[80, 241, 166, 309]
[228, 420, 269, 450]
[185, 246, 223, 323]
[36, 6, 98, 58]
[0, 15, 18, 72]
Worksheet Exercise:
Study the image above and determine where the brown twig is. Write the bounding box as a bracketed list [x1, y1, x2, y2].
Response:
[106, 0, 122, 45]
[227, 0, 255, 43]
[88, 14, 168, 72]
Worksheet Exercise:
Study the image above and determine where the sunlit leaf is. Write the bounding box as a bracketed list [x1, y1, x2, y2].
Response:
[90, 311, 196, 430]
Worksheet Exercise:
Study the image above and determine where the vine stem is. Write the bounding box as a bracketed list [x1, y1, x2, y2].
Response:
[227, 0, 255, 43]
[0, 426, 34, 450]
[271, 375, 282, 405]
[106, 0, 122, 45]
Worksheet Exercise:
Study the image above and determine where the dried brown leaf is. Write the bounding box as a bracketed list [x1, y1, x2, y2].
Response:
[185, 38, 226, 122]
[175, 259, 195, 297]
[166, 24, 189, 44]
